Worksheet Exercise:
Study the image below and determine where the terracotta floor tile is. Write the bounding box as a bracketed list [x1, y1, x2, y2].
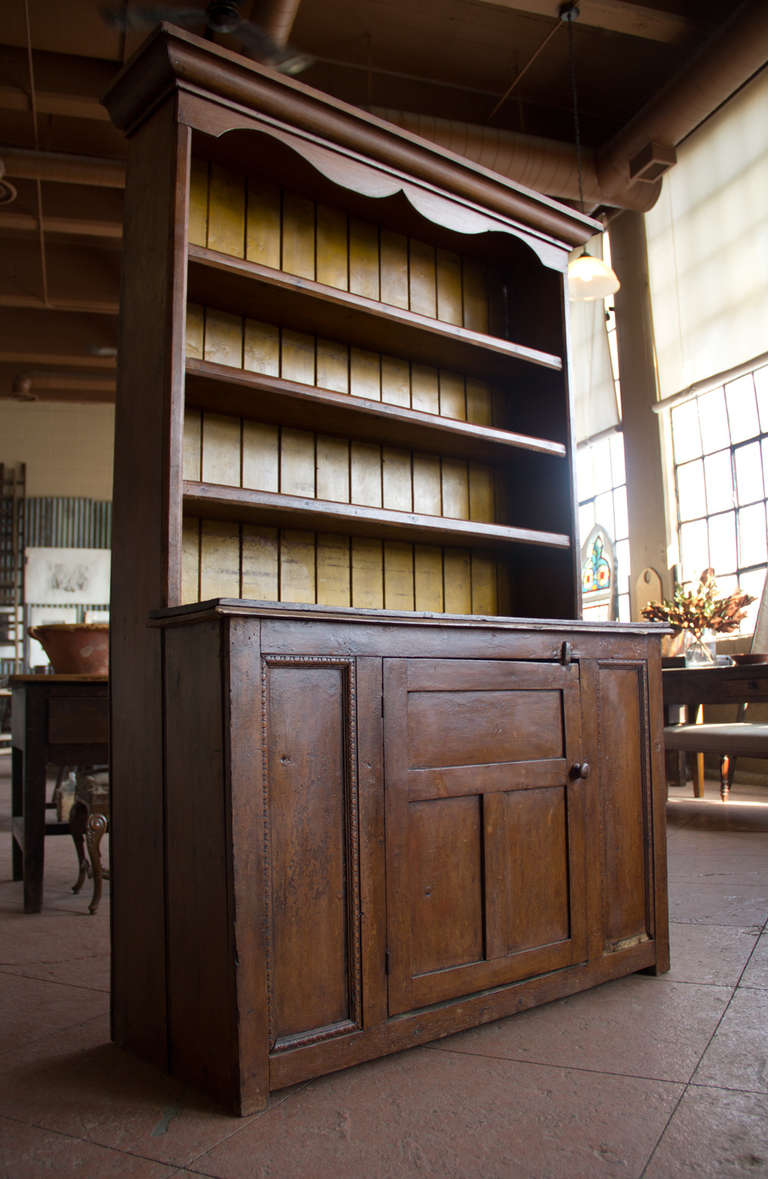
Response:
[429, 976, 730, 1083]
[193, 1049, 682, 1179]
[0, 1012, 259, 1167]
[0, 970, 110, 1055]
[740, 933, 768, 990]
[656, 923, 760, 987]
[645, 1086, 768, 1178]
[0, 1114, 181, 1177]
[693, 989, 768, 1091]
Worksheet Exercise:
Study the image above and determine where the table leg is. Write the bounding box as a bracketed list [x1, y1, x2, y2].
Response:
[86, 812, 109, 915]
[11, 745, 23, 881]
[692, 704, 705, 798]
[21, 693, 48, 913]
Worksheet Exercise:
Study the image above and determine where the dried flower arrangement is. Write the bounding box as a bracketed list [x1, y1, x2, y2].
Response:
[640, 568, 754, 638]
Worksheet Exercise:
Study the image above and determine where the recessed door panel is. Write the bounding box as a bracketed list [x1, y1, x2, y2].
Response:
[385, 658, 587, 1015]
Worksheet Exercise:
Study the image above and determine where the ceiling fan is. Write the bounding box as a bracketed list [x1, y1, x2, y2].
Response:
[101, 0, 314, 74]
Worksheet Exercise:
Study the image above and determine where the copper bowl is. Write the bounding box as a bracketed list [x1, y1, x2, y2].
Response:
[731, 653, 768, 665]
[27, 623, 109, 676]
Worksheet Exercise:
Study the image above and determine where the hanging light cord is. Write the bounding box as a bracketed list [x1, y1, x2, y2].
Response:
[562, 3, 585, 216]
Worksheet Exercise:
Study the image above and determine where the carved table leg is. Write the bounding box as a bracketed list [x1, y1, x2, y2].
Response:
[69, 800, 90, 894]
[86, 812, 109, 914]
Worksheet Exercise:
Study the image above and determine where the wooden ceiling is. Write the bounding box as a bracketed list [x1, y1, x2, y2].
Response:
[0, 0, 764, 403]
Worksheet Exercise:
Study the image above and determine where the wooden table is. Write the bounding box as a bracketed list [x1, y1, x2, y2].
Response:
[10, 675, 109, 913]
[662, 662, 768, 795]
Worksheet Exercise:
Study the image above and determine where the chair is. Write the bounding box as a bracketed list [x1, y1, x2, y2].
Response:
[663, 574, 768, 800]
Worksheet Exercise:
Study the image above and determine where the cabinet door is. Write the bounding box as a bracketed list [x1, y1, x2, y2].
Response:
[384, 657, 587, 1015]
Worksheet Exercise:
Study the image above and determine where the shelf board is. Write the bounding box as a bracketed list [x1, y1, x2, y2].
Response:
[183, 481, 572, 552]
[187, 246, 563, 386]
[184, 358, 567, 464]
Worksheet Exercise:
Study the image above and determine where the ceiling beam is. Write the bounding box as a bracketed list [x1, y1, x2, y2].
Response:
[469, 0, 693, 43]
[0, 351, 114, 367]
[0, 85, 109, 121]
[1, 148, 126, 187]
[0, 210, 122, 239]
[0, 295, 119, 315]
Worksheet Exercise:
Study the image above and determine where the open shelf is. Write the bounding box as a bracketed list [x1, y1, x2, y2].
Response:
[187, 245, 563, 386]
[183, 480, 572, 552]
[184, 358, 567, 464]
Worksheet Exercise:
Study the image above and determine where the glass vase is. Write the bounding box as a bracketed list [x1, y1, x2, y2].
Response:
[683, 629, 716, 666]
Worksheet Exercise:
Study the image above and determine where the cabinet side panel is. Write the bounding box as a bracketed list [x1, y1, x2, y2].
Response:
[596, 663, 651, 949]
[164, 621, 238, 1106]
[266, 663, 358, 1042]
[110, 101, 189, 1063]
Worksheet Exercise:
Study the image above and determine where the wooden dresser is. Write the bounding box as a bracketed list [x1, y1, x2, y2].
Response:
[104, 25, 669, 1114]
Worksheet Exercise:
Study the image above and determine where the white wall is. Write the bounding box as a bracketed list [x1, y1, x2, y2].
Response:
[0, 401, 114, 499]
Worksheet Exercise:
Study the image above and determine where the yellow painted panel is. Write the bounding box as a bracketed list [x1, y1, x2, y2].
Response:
[204, 309, 242, 368]
[316, 204, 348, 289]
[380, 230, 409, 309]
[436, 249, 463, 325]
[242, 421, 279, 492]
[207, 164, 245, 258]
[441, 458, 469, 520]
[282, 192, 315, 279]
[381, 355, 410, 408]
[200, 519, 240, 599]
[188, 158, 209, 248]
[444, 549, 472, 614]
[349, 348, 380, 401]
[471, 553, 498, 615]
[466, 378, 492, 425]
[185, 302, 204, 359]
[409, 239, 437, 319]
[280, 529, 316, 603]
[281, 328, 315, 385]
[349, 217, 379, 300]
[462, 259, 488, 332]
[351, 537, 383, 609]
[181, 516, 201, 604]
[411, 364, 439, 415]
[316, 435, 350, 503]
[350, 442, 382, 507]
[384, 542, 414, 611]
[317, 533, 351, 607]
[382, 447, 412, 512]
[280, 428, 315, 497]
[241, 524, 278, 601]
[469, 462, 495, 523]
[183, 410, 202, 481]
[414, 545, 444, 612]
[201, 413, 241, 486]
[439, 372, 466, 420]
[412, 454, 442, 515]
[246, 179, 281, 268]
[244, 319, 279, 376]
[317, 338, 349, 392]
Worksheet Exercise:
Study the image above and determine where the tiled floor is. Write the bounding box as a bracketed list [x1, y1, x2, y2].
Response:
[2, 758, 768, 1179]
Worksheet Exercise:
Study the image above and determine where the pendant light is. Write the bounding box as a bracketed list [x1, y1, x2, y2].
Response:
[561, 3, 620, 302]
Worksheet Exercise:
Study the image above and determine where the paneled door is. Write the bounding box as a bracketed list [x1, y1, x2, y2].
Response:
[384, 657, 588, 1015]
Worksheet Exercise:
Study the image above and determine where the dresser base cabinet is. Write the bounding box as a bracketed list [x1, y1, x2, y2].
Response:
[156, 601, 669, 1115]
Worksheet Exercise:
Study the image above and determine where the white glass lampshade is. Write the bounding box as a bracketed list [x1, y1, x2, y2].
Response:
[568, 251, 620, 301]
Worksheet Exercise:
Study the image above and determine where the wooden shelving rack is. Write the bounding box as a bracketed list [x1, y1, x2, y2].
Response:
[104, 25, 669, 1115]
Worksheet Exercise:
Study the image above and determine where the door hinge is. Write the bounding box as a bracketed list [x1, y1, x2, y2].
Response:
[384, 949, 391, 975]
